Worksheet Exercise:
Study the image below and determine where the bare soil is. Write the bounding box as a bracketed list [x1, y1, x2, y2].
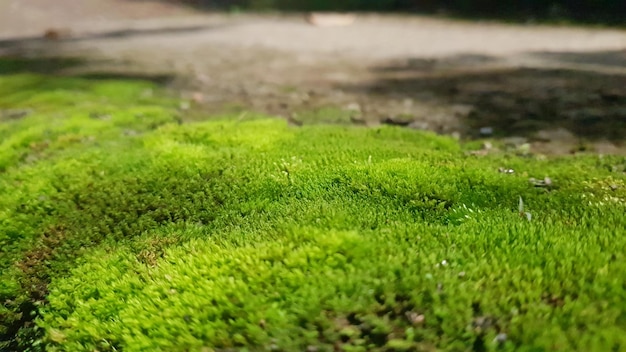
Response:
[2, 0, 626, 155]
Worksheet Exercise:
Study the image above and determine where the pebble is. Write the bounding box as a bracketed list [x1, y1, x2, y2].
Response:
[479, 126, 494, 135]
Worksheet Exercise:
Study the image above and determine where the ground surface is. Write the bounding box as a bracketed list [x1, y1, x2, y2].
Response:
[1, 0, 626, 155]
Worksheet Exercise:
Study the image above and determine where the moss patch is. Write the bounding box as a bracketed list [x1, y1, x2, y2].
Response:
[1, 71, 625, 351]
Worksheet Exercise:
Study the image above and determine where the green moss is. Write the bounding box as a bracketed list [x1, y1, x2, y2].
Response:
[1, 71, 625, 351]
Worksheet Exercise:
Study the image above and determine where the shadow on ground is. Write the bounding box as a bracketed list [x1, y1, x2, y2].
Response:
[0, 57, 85, 75]
[0, 23, 228, 54]
[0, 56, 174, 85]
[341, 50, 626, 146]
[529, 49, 626, 69]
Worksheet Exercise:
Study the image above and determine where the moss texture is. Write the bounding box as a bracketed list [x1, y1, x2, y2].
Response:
[1, 71, 625, 351]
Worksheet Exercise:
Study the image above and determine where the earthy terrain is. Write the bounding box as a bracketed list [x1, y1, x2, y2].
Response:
[1, 0, 626, 154]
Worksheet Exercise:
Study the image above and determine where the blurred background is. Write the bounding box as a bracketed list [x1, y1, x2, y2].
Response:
[181, 0, 626, 24]
[1, 0, 625, 154]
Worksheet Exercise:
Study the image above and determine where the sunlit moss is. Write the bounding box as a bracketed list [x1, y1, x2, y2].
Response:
[1, 72, 625, 351]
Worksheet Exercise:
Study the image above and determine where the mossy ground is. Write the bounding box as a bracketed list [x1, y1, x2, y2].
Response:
[1, 68, 625, 351]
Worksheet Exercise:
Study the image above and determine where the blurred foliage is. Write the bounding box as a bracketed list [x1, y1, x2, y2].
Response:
[193, 0, 626, 24]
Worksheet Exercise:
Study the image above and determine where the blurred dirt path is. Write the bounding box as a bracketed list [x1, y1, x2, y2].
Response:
[2, 0, 626, 154]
